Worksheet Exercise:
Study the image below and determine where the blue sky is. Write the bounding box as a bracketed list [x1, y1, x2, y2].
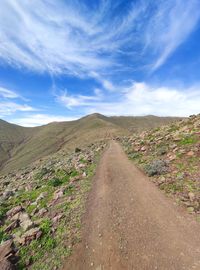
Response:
[0, 0, 200, 126]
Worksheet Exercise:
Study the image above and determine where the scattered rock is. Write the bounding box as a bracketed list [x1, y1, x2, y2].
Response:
[37, 208, 48, 217]
[7, 206, 23, 219]
[35, 192, 48, 203]
[187, 151, 194, 157]
[18, 227, 42, 246]
[53, 189, 64, 200]
[52, 214, 63, 225]
[5, 220, 19, 233]
[188, 192, 195, 202]
[19, 212, 34, 231]
[0, 240, 18, 269]
[3, 190, 14, 200]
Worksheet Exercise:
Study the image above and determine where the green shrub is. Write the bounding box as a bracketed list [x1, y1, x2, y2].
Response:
[179, 135, 197, 145]
[144, 160, 168, 176]
[129, 152, 142, 159]
[40, 218, 52, 235]
[0, 229, 10, 243]
[48, 178, 63, 187]
[157, 146, 168, 155]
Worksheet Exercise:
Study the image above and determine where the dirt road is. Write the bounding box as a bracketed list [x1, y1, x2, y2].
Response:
[63, 141, 200, 270]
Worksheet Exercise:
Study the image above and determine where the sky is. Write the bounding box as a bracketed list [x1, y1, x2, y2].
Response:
[0, 0, 200, 127]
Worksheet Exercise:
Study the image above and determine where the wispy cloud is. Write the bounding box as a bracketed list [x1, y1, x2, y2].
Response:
[146, 0, 200, 71]
[10, 114, 79, 127]
[0, 0, 199, 78]
[0, 86, 19, 98]
[0, 101, 35, 116]
[57, 89, 103, 109]
[0, 85, 36, 117]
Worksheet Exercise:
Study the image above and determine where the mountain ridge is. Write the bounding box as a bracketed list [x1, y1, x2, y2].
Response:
[0, 113, 182, 174]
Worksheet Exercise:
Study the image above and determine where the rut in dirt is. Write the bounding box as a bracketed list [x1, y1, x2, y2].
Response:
[63, 141, 200, 270]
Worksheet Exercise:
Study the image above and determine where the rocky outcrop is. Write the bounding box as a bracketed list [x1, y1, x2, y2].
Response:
[0, 240, 18, 270]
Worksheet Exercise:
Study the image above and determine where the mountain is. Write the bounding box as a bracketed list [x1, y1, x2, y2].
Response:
[0, 113, 181, 174]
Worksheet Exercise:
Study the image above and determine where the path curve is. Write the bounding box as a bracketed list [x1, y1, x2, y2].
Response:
[63, 141, 200, 270]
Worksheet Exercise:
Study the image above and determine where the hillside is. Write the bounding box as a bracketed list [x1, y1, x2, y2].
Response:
[121, 114, 200, 215]
[0, 113, 180, 174]
[0, 114, 199, 270]
[109, 115, 182, 132]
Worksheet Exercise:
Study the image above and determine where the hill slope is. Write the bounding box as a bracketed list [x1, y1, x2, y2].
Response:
[0, 113, 180, 174]
[121, 114, 200, 215]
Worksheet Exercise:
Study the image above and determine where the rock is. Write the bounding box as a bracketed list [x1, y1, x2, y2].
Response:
[82, 172, 87, 178]
[18, 227, 42, 246]
[19, 212, 34, 231]
[7, 206, 23, 219]
[188, 192, 195, 201]
[0, 240, 17, 269]
[187, 151, 194, 157]
[37, 208, 48, 217]
[52, 214, 63, 225]
[5, 220, 19, 233]
[140, 146, 146, 152]
[77, 163, 86, 169]
[53, 189, 64, 200]
[3, 191, 14, 200]
[35, 192, 48, 204]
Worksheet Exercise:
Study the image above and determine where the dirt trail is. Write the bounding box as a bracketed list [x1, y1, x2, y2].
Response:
[63, 141, 200, 270]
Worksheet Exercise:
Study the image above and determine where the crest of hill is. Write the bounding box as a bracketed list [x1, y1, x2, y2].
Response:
[0, 113, 181, 174]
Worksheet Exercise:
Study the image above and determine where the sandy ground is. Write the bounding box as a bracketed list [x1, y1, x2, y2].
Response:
[63, 141, 200, 270]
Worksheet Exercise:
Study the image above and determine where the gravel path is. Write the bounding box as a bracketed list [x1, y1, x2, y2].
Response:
[63, 141, 200, 270]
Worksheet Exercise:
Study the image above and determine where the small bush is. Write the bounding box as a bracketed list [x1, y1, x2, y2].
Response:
[0, 229, 10, 243]
[75, 147, 81, 153]
[40, 218, 52, 235]
[48, 178, 63, 187]
[144, 160, 168, 176]
[179, 135, 197, 145]
[129, 152, 142, 159]
[157, 146, 168, 155]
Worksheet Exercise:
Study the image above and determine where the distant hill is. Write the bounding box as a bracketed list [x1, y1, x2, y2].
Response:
[0, 113, 182, 174]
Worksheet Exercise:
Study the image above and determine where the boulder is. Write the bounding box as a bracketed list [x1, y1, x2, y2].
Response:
[6, 206, 23, 219]
[187, 151, 195, 157]
[37, 208, 48, 217]
[5, 220, 19, 233]
[19, 212, 34, 231]
[188, 192, 195, 202]
[18, 227, 42, 246]
[0, 240, 17, 269]
[52, 214, 63, 225]
[53, 189, 64, 200]
[3, 191, 14, 200]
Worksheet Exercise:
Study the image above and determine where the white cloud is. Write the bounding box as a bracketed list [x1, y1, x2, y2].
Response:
[10, 114, 79, 127]
[90, 71, 115, 91]
[57, 90, 103, 109]
[0, 86, 19, 98]
[58, 82, 200, 117]
[0, 101, 36, 116]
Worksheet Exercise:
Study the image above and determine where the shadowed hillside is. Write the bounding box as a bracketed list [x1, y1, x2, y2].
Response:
[0, 113, 181, 174]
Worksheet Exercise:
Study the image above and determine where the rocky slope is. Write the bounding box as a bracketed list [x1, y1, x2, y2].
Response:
[120, 114, 200, 217]
[0, 141, 106, 269]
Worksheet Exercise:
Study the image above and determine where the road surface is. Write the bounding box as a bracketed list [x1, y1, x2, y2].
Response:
[63, 141, 200, 270]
